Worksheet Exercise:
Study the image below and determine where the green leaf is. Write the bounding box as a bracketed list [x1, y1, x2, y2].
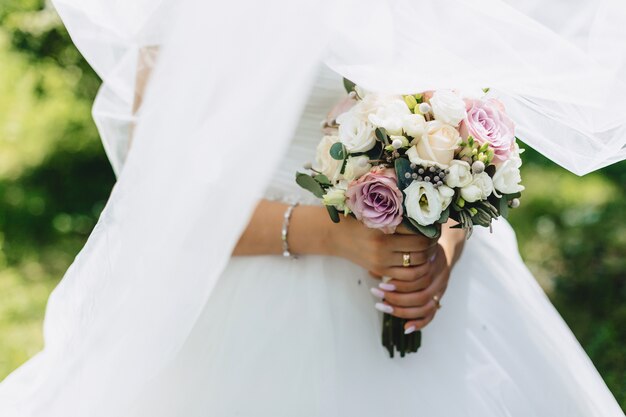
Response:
[366, 141, 384, 160]
[329, 142, 347, 161]
[485, 164, 496, 178]
[295, 172, 325, 198]
[314, 174, 332, 186]
[437, 206, 450, 224]
[394, 158, 413, 189]
[343, 78, 357, 94]
[375, 127, 390, 145]
[498, 197, 509, 218]
[326, 205, 340, 223]
[405, 218, 441, 239]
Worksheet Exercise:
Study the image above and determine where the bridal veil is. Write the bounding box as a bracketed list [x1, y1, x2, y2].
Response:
[1, 0, 625, 415]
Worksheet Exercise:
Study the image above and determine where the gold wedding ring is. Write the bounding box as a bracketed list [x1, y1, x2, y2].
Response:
[402, 253, 411, 268]
[433, 295, 442, 309]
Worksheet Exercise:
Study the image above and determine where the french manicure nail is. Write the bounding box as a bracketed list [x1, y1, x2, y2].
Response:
[404, 326, 416, 335]
[370, 287, 385, 298]
[375, 302, 393, 314]
[379, 283, 396, 291]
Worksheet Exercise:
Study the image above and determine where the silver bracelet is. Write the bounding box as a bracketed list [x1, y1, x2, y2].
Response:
[281, 202, 299, 258]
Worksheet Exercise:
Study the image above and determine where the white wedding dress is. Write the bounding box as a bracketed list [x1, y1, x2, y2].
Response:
[123, 65, 623, 417]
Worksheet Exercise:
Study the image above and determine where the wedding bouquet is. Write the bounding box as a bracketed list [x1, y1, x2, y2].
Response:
[296, 80, 524, 357]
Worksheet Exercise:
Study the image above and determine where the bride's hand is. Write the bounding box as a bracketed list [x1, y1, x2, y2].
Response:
[331, 216, 437, 282]
[368, 221, 466, 333]
[371, 243, 451, 333]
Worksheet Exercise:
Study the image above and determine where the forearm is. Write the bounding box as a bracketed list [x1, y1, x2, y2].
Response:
[439, 220, 467, 268]
[232, 200, 334, 256]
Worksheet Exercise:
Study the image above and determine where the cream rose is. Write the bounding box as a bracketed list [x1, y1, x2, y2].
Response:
[406, 121, 461, 169]
[312, 135, 343, 183]
[429, 90, 467, 126]
[445, 160, 473, 188]
[404, 181, 444, 226]
[460, 172, 494, 203]
[343, 155, 372, 181]
[367, 96, 411, 135]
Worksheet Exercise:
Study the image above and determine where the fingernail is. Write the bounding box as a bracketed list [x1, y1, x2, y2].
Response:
[404, 326, 416, 335]
[375, 303, 393, 314]
[429, 254, 436, 263]
[379, 283, 396, 291]
[370, 287, 385, 298]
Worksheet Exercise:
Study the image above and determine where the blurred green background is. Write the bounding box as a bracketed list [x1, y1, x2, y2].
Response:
[0, 1, 625, 410]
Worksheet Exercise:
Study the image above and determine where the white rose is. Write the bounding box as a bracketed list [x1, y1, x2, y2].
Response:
[429, 90, 467, 126]
[312, 135, 343, 183]
[406, 121, 461, 169]
[402, 113, 426, 139]
[367, 96, 411, 135]
[404, 181, 444, 226]
[460, 172, 494, 203]
[492, 148, 525, 196]
[337, 107, 376, 153]
[438, 185, 455, 210]
[445, 160, 473, 188]
[343, 155, 372, 181]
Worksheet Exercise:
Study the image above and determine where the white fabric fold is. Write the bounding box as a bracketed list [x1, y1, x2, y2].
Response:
[1, 0, 626, 415]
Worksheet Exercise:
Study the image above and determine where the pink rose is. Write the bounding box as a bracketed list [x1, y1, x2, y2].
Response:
[460, 99, 515, 164]
[345, 168, 404, 234]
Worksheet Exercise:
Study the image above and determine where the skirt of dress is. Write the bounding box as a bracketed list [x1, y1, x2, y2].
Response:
[128, 219, 624, 417]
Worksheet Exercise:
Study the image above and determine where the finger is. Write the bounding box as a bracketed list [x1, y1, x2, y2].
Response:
[404, 313, 436, 334]
[385, 246, 439, 267]
[382, 288, 437, 308]
[377, 274, 433, 293]
[368, 271, 382, 280]
[376, 263, 431, 282]
[375, 300, 437, 320]
[384, 234, 437, 252]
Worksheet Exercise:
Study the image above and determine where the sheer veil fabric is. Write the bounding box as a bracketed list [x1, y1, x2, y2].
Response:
[1, 0, 626, 415]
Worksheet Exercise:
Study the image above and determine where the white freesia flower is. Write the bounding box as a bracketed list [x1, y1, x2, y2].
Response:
[312, 135, 343, 183]
[322, 181, 348, 211]
[337, 106, 377, 153]
[492, 147, 525, 196]
[406, 121, 461, 169]
[402, 113, 427, 138]
[445, 160, 473, 188]
[429, 90, 467, 126]
[343, 155, 372, 181]
[438, 185, 455, 210]
[367, 96, 411, 135]
[460, 172, 494, 202]
[404, 181, 444, 226]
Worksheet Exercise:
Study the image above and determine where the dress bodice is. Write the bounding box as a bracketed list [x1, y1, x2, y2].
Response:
[263, 65, 346, 204]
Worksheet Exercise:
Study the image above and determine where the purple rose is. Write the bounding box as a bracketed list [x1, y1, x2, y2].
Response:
[460, 99, 515, 164]
[345, 168, 404, 234]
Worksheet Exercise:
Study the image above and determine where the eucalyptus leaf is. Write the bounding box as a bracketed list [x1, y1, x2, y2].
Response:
[437, 206, 450, 224]
[343, 77, 357, 94]
[330, 142, 347, 161]
[498, 197, 509, 218]
[295, 172, 325, 198]
[375, 127, 390, 145]
[485, 164, 496, 178]
[314, 174, 332, 186]
[394, 158, 413, 189]
[326, 205, 340, 223]
[406, 217, 441, 239]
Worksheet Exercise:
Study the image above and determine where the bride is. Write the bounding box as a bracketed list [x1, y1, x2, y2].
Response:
[1, 0, 626, 416]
